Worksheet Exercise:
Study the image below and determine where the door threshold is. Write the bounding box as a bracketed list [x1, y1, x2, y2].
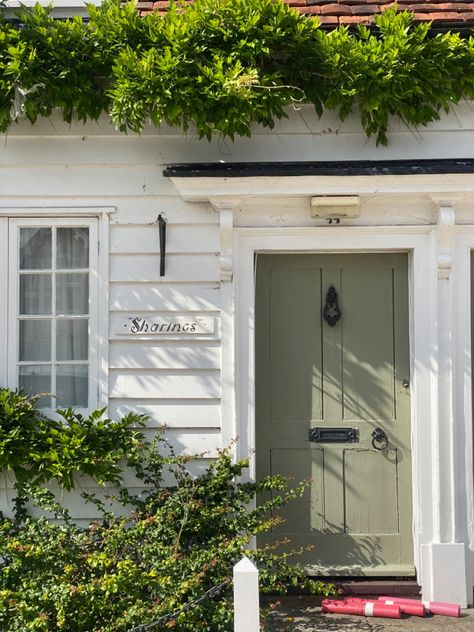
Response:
[305, 564, 416, 577]
[283, 578, 421, 598]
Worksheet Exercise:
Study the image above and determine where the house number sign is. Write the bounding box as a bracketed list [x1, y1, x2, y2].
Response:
[116, 316, 215, 336]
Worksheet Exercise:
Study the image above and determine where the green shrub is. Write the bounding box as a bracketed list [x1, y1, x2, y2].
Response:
[0, 388, 146, 492]
[0, 447, 333, 631]
[1, 0, 474, 144]
[0, 390, 333, 630]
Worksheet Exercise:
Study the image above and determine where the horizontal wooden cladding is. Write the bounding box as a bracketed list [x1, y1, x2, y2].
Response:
[109, 342, 220, 370]
[110, 283, 221, 311]
[110, 224, 219, 254]
[108, 399, 221, 428]
[110, 253, 219, 283]
[4, 104, 474, 137]
[0, 166, 178, 197]
[0, 455, 219, 519]
[110, 198, 218, 225]
[109, 370, 221, 399]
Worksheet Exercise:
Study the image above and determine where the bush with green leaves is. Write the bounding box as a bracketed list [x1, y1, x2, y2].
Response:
[1, 0, 474, 144]
[0, 388, 146, 491]
[0, 390, 333, 630]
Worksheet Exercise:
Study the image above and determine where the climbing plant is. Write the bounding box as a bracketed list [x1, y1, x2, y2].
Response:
[0, 388, 334, 630]
[1, 0, 474, 144]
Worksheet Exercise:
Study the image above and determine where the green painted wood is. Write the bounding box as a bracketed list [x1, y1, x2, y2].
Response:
[255, 253, 413, 576]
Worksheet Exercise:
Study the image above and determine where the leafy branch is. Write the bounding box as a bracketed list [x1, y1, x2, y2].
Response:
[0, 0, 474, 144]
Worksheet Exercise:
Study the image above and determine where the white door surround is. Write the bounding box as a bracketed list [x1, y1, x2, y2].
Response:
[169, 177, 474, 605]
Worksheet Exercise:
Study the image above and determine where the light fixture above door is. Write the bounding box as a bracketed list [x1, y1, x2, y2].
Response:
[310, 195, 360, 219]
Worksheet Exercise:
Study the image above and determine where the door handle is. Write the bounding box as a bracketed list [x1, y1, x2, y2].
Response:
[371, 427, 389, 451]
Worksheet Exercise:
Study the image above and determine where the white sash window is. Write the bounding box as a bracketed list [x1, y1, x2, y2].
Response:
[4, 218, 100, 411]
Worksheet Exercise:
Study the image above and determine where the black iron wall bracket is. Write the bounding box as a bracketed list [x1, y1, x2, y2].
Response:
[157, 213, 167, 277]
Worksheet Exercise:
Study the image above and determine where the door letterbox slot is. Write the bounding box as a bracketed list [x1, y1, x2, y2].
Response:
[308, 427, 358, 443]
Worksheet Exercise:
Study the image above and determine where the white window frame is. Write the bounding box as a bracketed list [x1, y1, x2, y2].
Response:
[0, 207, 112, 413]
[8, 217, 99, 413]
[0, 218, 8, 388]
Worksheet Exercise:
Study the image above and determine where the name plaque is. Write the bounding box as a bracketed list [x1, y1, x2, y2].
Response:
[116, 316, 215, 336]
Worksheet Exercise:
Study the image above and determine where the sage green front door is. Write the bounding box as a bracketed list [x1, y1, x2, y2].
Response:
[255, 253, 413, 576]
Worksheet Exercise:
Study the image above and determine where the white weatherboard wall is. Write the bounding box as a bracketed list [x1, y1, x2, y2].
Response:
[1, 104, 474, 603]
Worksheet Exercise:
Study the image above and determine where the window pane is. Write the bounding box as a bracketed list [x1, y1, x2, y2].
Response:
[57, 319, 88, 361]
[20, 274, 52, 315]
[56, 365, 88, 408]
[57, 227, 89, 269]
[19, 320, 51, 361]
[20, 228, 52, 269]
[19, 365, 51, 407]
[56, 273, 89, 315]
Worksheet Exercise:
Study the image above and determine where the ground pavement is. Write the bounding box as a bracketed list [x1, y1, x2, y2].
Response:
[263, 596, 474, 631]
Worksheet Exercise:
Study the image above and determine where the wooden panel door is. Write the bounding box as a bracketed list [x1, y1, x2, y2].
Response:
[255, 253, 413, 576]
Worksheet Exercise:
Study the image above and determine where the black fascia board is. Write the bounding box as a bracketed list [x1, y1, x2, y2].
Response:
[164, 159, 474, 178]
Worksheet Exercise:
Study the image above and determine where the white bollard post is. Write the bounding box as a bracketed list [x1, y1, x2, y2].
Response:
[233, 556, 260, 632]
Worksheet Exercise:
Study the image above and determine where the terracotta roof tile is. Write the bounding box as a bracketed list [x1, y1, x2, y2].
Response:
[320, 3, 353, 13]
[317, 14, 341, 23]
[299, 6, 322, 13]
[132, 0, 474, 31]
[349, 4, 381, 13]
[406, 3, 442, 10]
[428, 9, 467, 18]
[339, 14, 376, 22]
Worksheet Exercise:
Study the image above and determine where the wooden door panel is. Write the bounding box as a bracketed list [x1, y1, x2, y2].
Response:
[269, 267, 322, 424]
[341, 267, 396, 422]
[344, 448, 399, 534]
[256, 253, 413, 575]
[270, 448, 325, 532]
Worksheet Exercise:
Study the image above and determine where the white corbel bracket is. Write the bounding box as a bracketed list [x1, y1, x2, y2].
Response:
[209, 197, 241, 282]
[431, 196, 457, 279]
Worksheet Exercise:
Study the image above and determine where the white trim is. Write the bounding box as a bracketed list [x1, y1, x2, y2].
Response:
[0, 207, 115, 218]
[211, 199, 239, 449]
[170, 174, 474, 202]
[232, 224, 467, 601]
[0, 219, 8, 387]
[97, 212, 110, 409]
[6, 217, 103, 414]
[455, 230, 474, 594]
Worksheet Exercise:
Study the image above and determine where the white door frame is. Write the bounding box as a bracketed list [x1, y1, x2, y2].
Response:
[168, 174, 474, 605]
[233, 223, 472, 605]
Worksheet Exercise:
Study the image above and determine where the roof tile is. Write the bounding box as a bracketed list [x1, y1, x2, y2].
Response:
[407, 3, 444, 11]
[428, 9, 467, 17]
[339, 14, 376, 22]
[299, 6, 322, 13]
[350, 4, 381, 13]
[134, 0, 474, 29]
[436, 2, 474, 11]
[320, 3, 353, 14]
[317, 14, 341, 23]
